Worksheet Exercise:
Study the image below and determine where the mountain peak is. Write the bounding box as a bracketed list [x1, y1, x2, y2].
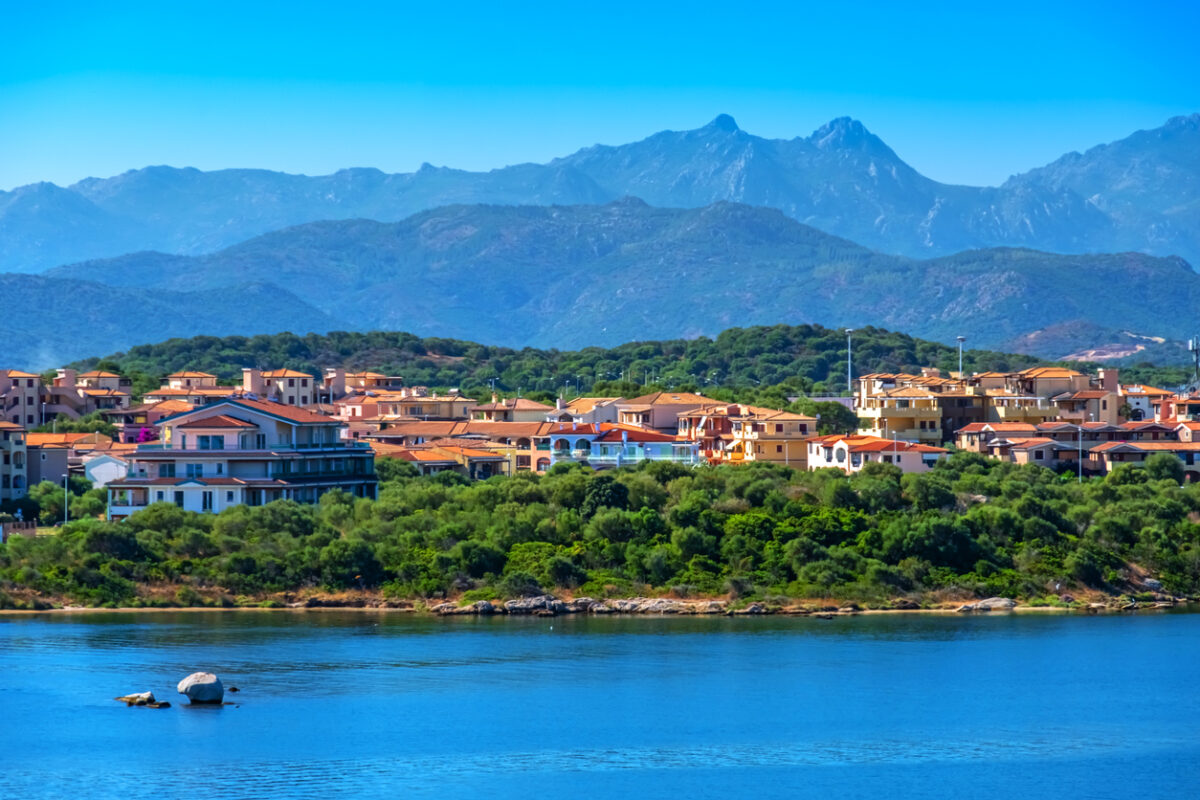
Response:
[811, 117, 873, 146]
[704, 114, 739, 133]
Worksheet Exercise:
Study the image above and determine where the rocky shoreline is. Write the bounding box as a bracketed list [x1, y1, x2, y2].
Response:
[4, 590, 1194, 616]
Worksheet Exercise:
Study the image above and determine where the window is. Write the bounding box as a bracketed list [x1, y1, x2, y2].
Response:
[882, 454, 893, 463]
[301, 379, 308, 387]
[1034, 450, 1044, 460]
[26, 396, 33, 405]
[156, 491, 164, 502]
[775, 423, 783, 433]
[202, 491, 213, 511]
[287, 396, 295, 405]
[26, 379, 33, 388]
[173, 491, 184, 507]
[255, 433, 267, 449]
[226, 491, 235, 502]
[160, 463, 176, 477]
[186, 463, 204, 478]
[26, 414, 33, 424]
[799, 424, 808, 434]
[288, 378, 296, 387]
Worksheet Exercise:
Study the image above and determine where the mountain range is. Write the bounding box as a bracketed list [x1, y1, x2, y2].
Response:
[3, 199, 1187, 370]
[2, 113, 1198, 274]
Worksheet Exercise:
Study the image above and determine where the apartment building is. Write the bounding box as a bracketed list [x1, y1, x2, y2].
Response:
[0, 421, 28, 502]
[0, 370, 43, 427]
[617, 392, 714, 432]
[806, 434, 948, 474]
[106, 398, 377, 519]
[471, 395, 556, 422]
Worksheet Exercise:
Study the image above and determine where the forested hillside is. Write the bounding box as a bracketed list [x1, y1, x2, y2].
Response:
[74, 324, 1049, 400]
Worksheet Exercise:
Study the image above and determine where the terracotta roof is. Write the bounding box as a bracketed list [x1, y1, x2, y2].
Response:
[1003, 437, 1057, 450]
[145, 387, 239, 397]
[593, 427, 680, 443]
[1121, 384, 1173, 397]
[77, 370, 120, 378]
[623, 391, 713, 406]
[262, 370, 313, 378]
[173, 414, 258, 429]
[1092, 441, 1200, 453]
[471, 398, 555, 412]
[1120, 421, 1173, 430]
[956, 422, 1038, 434]
[882, 387, 938, 398]
[167, 371, 217, 379]
[1057, 390, 1111, 400]
[563, 397, 622, 414]
[0, 421, 23, 431]
[808, 434, 947, 454]
[80, 388, 129, 397]
[26, 432, 111, 447]
[109, 477, 290, 487]
[1, 370, 40, 379]
[159, 397, 336, 426]
[1018, 367, 1084, 378]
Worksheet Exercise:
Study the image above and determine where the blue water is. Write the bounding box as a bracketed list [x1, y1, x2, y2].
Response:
[1, 611, 1198, 799]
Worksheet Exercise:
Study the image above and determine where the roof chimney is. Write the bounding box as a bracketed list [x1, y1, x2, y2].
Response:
[242, 368, 264, 395]
[1098, 368, 1119, 393]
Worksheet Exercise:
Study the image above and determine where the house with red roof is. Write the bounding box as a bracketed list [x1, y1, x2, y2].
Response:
[806, 434, 948, 474]
[106, 397, 376, 519]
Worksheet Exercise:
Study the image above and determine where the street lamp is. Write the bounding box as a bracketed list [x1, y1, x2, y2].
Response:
[956, 336, 966, 378]
[845, 328, 854, 399]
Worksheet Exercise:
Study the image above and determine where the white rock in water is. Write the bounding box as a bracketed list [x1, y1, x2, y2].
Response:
[177, 672, 224, 704]
[116, 691, 156, 706]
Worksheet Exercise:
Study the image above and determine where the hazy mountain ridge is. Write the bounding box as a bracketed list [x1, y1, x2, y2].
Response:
[38, 200, 1200, 364]
[2, 114, 1197, 272]
[0, 274, 342, 369]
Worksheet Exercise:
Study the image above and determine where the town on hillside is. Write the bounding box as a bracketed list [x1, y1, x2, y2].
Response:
[1, 362, 1197, 522]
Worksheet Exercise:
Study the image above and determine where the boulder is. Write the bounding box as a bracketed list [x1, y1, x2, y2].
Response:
[503, 595, 565, 615]
[177, 672, 224, 705]
[697, 601, 726, 614]
[959, 597, 1017, 612]
[891, 599, 920, 611]
[1145, 578, 1164, 591]
[733, 602, 767, 615]
[115, 691, 156, 706]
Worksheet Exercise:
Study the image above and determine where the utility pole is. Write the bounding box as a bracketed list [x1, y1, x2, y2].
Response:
[845, 328, 854, 399]
[63, 474, 69, 525]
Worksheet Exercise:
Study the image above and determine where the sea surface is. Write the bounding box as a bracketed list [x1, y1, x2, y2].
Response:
[1, 610, 1198, 799]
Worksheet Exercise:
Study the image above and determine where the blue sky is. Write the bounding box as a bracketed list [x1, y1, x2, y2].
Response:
[3, 0, 1198, 190]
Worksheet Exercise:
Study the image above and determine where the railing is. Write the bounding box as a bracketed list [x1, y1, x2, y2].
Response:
[586, 453, 697, 464]
[135, 441, 371, 453]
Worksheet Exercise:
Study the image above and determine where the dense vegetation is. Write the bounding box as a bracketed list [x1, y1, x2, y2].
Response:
[77, 324, 1049, 400]
[3, 453, 1197, 609]
[72, 324, 1190, 413]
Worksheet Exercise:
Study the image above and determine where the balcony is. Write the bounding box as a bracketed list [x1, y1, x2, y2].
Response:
[136, 441, 371, 453]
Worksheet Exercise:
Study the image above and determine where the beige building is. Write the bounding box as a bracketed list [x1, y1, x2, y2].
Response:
[0, 370, 43, 427]
[375, 387, 474, 420]
[471, 395, 556, 422]
[0, 421, 28, 502]
[807, 434, 948, 474]
[857, 387, 943, 444]
[617, 392, 714, 432]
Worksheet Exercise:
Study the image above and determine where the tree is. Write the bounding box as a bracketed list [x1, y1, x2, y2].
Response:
[581, 474, 630, 518]
[1144, 452, 1185, 484]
